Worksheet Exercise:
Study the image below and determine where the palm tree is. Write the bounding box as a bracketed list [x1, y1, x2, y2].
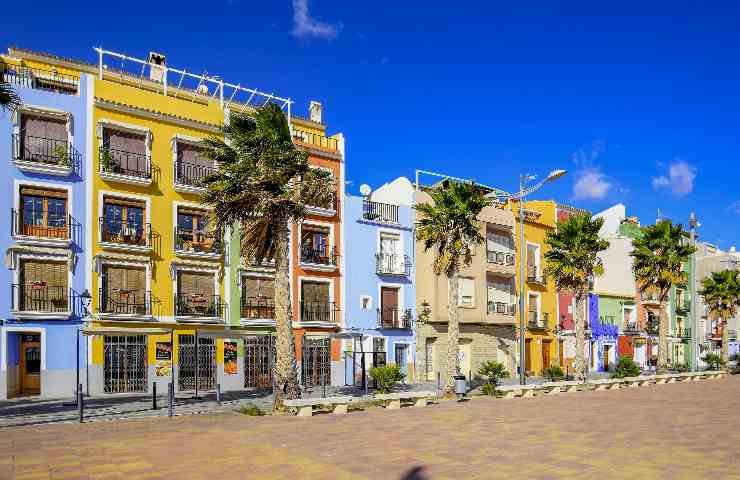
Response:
[544, 213, 609, 381]
[0, 80, 21, 112]
[415, 181, 489, 393]
[699, 269, 740, 364]
[631, 220, 695, 370]
[199, 104, 335, 408]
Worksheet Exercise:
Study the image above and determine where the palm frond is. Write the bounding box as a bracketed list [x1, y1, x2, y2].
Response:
[0, 81, 21, 112]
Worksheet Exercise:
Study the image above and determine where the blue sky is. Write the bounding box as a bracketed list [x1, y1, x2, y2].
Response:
[6, 1, 740, 247]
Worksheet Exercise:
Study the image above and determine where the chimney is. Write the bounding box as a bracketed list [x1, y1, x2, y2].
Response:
[148, 51, 166, 83]
[309, 101, 323, 124]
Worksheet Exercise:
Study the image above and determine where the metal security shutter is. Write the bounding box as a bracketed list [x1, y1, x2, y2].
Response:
[178, 271, 215, 296]
[103, 335, 147, 393]
[244, 336, 275, 389]
[301, 337, 330, 388]
[177, 335, 216, 391]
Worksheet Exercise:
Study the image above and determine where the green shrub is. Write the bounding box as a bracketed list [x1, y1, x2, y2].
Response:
[481, 383, 496, 396]
[369, 364, 405, 394]
[544, 366, 564, 381]
[703, 353, 726, 371]
[239, 403, 265, 416]
[478, 360, 510, 396]
[674, 363, 690, 373]
[612, 356, 641, 379]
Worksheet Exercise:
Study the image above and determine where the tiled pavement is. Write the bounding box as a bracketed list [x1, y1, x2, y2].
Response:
[2, 377, 740, 479]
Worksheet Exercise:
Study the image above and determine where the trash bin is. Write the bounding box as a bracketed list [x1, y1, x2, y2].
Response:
[454, 374, 467, 400]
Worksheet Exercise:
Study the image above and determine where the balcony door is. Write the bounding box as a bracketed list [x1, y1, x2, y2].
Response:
[102, 127, 147, 177]
[177, 271, 216, 317]
[19, 260, 67, 312]
[19, 186, 67, 239]
[379, 233, 401, 273]
[301, 281, 331, 322]
[526, 244, 540, 277]
[242, 276, 275, 319]
[380, 287, 399, 328]
[176, 142, 212, 186]
[176, 208, 213, 252]
[20, 113, 67, 163]
[103, 197, 145, 245]
[301, 225, 330, 263]
[528, 293, 539, 324]
[487, 276, 513, 313]
[102, 265, 146, 314]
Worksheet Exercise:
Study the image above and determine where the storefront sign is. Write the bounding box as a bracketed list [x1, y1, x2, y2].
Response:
[224, 341, 238, 375]
[155, 342, 172, 377]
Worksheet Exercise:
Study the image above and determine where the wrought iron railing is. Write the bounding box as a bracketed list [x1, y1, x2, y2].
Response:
[300, 301, 338, 323]
[12, 134, 78, 167]
[175, 293, 224, 318]
[486, 250, 515, 266]
[640, 292, 661, 303]
[11, 284, 69, 312]
[676, 299, 691, 313]
[304, 191, 337, 211]
[174, 227, 221, 254]
[292, 128, 338, 151]
[677, 327, 692, 339]
[362, 200, 399, 223]
[1, 61, 78, 95]
[99, 146, 151, 179]
[375, 253, 411, 276]
[11, 209, 70, 239]
[174, 160, 216, 188]
[98, 288, 157, 316]
[241, 297, 275, 319]
[487, 301, 516, 315]
[526, 266, 547, 284]
[600, 315, 616, 325]
[377, 308, 413, 329]
[100, 217, 151, 246]
[300, 245, 337, 266]
[528, 311, 549, 329]
[623, 323, 641, 334]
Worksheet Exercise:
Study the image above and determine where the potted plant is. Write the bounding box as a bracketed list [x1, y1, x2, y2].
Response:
[478, 360, 510, 396]
[369, 364, 405, 394]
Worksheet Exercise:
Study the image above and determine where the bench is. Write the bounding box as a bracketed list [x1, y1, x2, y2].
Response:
[374, 391, 437, 409]
[588, 378, 623, 391]
[623, 376, 649, 388]
[283, 396, 352, 417]
[653, 374, 678, 384]
[703, 370, 723, 380]
[497, 384, 538, 399]
[539, 381, 583, 395]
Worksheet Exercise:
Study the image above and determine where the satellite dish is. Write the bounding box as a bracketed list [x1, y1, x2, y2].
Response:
[359, 184, 372, 196]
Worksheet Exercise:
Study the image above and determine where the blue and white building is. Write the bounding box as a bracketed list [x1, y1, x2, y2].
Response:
[0, 52, 90, 399]
[342, 177, 416, 386]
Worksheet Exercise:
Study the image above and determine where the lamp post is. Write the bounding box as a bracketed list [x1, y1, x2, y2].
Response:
[77, 290, 92, 411]
[488, 169, 566, 386]
[688, 212, 699, 372]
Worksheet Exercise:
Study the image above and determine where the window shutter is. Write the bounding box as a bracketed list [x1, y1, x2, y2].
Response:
[243, 277, 259, 299]
[458, 278, 474, 306]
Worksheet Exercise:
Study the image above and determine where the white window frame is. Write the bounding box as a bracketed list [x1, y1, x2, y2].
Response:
[299, 219, 336, 270]
[172, 264, 221, 320]
[12, 179, 74, 248]
[457, 277, 476, 308]
[97, 190, 152, 252]
[297, 276, 335, 326]
[528, 291, 542, 321]
[526, 241, 541, 275]
[96, 258, 154, 319]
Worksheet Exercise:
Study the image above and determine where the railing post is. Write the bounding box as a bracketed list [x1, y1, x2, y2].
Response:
[168, 382, 174, 417]
[77, 383, 84, 423]
[152, 382, 158, 410]
[216, 383, 221, 405]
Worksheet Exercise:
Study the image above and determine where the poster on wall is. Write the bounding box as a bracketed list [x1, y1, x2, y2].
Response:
[155, 342, 172, 377]
[224, 341, 238, 375]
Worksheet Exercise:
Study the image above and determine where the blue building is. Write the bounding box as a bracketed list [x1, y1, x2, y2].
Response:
[588, 293, 619, 373]
[342, 177, 416, 386]
[0, 53, 89, 399]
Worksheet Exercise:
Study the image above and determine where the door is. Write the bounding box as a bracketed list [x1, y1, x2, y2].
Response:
[244, 336, 275, 389]
[394, 344, 408, 376]
[603, 345, 611, 371]
[459, 340, 472, 378]
[542, 341, 551, 371]
[425, 338, 435, 381]
[104, 335, 147, 393]
[301, 337, 330, 388]
[525, 339, 532, 374]
[380, 287, 399, 328]
[20, 334, 41, 396]
[558, 339, 564, 367]
[178, 335, 216, 391]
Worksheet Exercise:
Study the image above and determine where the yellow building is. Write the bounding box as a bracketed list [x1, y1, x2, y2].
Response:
[511, 199, 558, 376]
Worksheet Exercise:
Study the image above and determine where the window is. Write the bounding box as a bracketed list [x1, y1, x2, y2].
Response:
[526, 244, 540, 277]
[360, 295, 372, 310]
[301, 224, 333, 265]
[18, 113, 68, 164]
[175, 141, 213, 187]
[176, 207, 217, 253]
[101, 127, 148, 178]
[176, 271, 217, 317]
[458, 277, 475, 307]
[101, 265, 146, 314]
[241, 276, 274, 319]
[17, 259, 68, 312]
[102, 196, 146, 245]
[300, 281, 333, 322]
[373, 337, 386, 353]
[17, 186, 68, 239]
[486, 228, 513, 253]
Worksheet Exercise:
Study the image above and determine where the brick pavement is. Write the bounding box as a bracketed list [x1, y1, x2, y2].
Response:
[2, 377, 740, 479]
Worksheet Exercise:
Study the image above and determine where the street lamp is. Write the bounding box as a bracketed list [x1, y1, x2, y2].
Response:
[688, 213, 700, 372]
[488, 169, 567, 385]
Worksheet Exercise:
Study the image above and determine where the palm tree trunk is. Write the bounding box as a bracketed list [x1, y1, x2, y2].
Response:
[573, 288, 587, 381]
[446, 273, 460, 393]
[721, 317, 729, 364]
[657, 301, 669, 370]
[272, 217, 300, 408]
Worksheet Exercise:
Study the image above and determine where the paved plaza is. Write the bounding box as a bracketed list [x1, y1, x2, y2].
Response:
[2, 377, 740, 479]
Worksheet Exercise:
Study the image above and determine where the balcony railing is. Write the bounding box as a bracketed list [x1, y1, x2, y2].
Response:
[377, 308, 413, 329]
[526, 267, 547, 285]
[375, 253, 411, 276]
[677, 327, 692, 339]
[98, 288, 157, 316]
[99, 146, 151, 180]
[362, 200, 399, 224]
[676, 299, 691, 313]
[175, 293, 224, 318]
[640, 292, 661, 303]
[12, 134, 78, 167]
[174, 160, 216, 188]
[1, 61, 79, 95]
[624, 323, 641, 334]
[11, 209, 70, 240]
[528, 311, 549, 329]
[100, 218, 151, 247]
[300, 301, 338, 323]
[292, 128, 338, 151]
[487, 301, 516, 316]
[304, 191, 337, 212]
[174, 227, 221, 255]
[11, 284, 69, 312]
[599, 315, 616, 325]
[300, 245, 337, 266]
[241, 297, 275, 320]
[486, 250, 515, 266]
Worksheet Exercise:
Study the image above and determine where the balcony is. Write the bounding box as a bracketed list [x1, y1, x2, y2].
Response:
[730, 330, 738, 341]
[362, 200, 399, 224]
[99, 218, 152, 252]
[241, 297, 275, 321]
[98, 288, 157, 319]
[305, 192, 337, 217]
[299, 301, 338, 324]
[175, 293, 225, 321]
[623, 323, 642, 335]
[300, 245, 337, 271]
[292, 128, 339, 153]
[377, 308, 413, 330]
[676, 299, 691, 313]
[11, 284, 71, 319]
[640, 292, 661, 305]
[99, 147, 152, 186]
[526, 266, 547, 286]
[174, 227, 221, 258]
[375, 253, 411, 276]
[1, 61, 78, 95]
[677, 327, 692, 339]
[11, 209, 73, 247]
[486, 301, 517, 325]
[486, 249, 516, 276]
[528, 311, 549, 330]
[599, 315, 616, 326]
[174, 160, 216, 194]
[12, 134, 78, 176]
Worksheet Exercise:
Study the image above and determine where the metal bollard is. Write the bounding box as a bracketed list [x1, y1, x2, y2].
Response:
[78, 383, 84, 423]
[321, 367, 326, 398]
[437, 371, 441, 395]
[152, 382, 158, 410]
[216, 383, 221, 405]
[168, 383, 174, 417]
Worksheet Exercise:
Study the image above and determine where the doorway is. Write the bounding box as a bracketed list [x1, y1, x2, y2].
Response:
[542, 341, 551, 372]
[603, 344, 611, 371]
[394, 343, 409, 376]
[525, 339, 533, 374]
[19, 334, 41, 396]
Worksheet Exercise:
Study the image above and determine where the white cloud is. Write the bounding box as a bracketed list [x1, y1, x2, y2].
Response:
[652, 159, 696, 196]
[291, 0, 342, 40]
[572, 167, 613, 200]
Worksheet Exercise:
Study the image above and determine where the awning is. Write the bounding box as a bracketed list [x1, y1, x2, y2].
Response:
[82, 326, 172, 336]
[5, 244, 74, 270]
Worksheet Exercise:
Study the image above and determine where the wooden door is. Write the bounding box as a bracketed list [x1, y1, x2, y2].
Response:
[603, 345, 610, 371]
[380, 287, 399, 327]
[20, 335, 41, 396]
[558, 339, 564, 367]
[542, 341, 551, 370]
[525, 339, 532, 374]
